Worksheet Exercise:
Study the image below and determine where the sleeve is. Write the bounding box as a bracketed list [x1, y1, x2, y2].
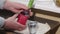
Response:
[0, 17, 5, 28]
[0, 0, 6, 9]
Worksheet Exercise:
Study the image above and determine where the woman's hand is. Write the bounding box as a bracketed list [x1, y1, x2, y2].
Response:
[4, 14, 26, 31]
[3, 0, 28, 13]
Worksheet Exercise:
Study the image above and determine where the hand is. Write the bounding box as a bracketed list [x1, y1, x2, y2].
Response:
[3, 0, 28, 13]
[4, 14, 26, 31]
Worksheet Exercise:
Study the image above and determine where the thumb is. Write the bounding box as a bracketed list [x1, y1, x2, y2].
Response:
[11, 13, 19, 18]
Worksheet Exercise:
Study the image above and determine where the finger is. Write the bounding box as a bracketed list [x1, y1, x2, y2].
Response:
[29, 10, 33, 16]
[30, 12, 33, 16]
[17, 22, 26, 28]
[18, 27, 26, 31]
[17, 10, 23, 14]
[15, 18, 18, 22]
[15, 22, 26, 31]
[18, 25, 26, 31]
[11, 7, 23, 13]
[11, 13, 18, 19]
[13, 3, 29, 10]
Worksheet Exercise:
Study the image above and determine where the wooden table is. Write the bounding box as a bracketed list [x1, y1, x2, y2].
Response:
[0, 9, 60, 34]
